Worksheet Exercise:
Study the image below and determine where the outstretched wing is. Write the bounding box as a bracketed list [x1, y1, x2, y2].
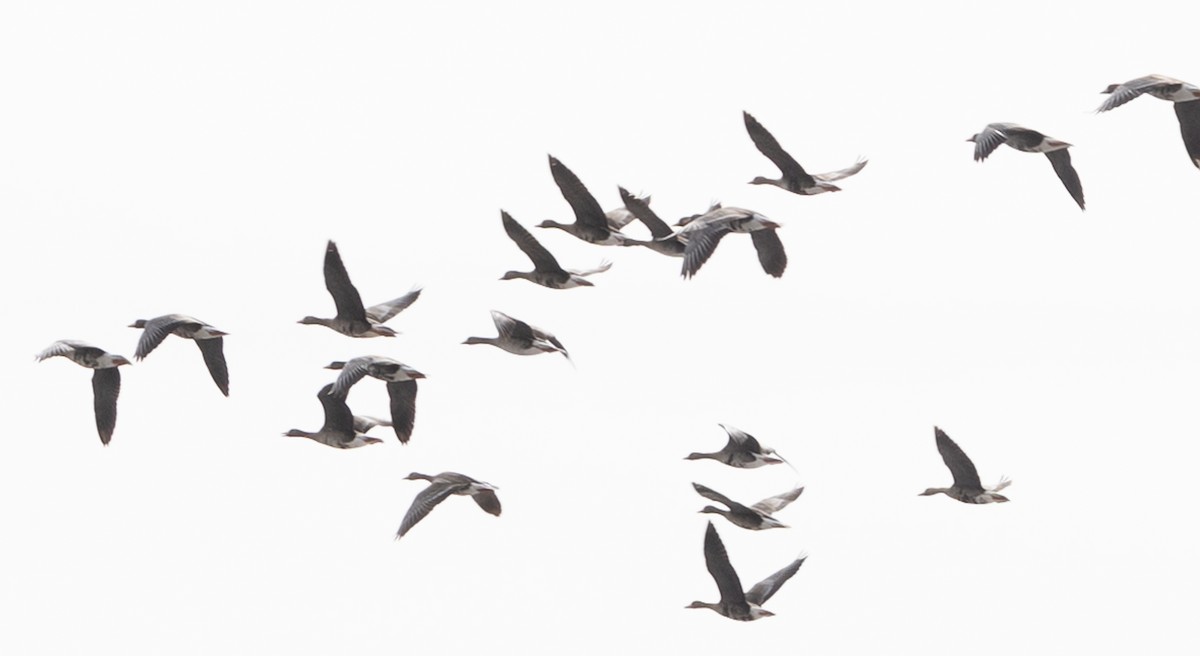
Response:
[323, 241, 368, 323]
[471, 489, 502, 516]
[366, 287, 422, 324]
[194, 337, 229, 396]
[386, 380, 418, 444]
[750, 229, 787, 278]
[396, 483, 467, 538]
[503, 210, 565, 274]
[935, 427, 984, 493]
[681, 226, 732, 279]
[1045, 149, 1085, 210]
[92, 368, 121, 446]
[745, 556, 806, 606]
[972, 124, 1010, 162]
[549, 155, 609, 234]
[744, 111, 812, 184]
[1096, 76, 1162, 112]
[133, 316, 191, 360]
[702, 522, 747, 607]
[813, 157, 868, 182]
[751, 487, 804, 515]
[1174, 100, 1200, 169]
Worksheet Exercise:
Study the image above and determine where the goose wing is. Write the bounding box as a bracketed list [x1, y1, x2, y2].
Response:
[745, 556, 806, 606]
[396, 482, 468, 538]
[491, 311, 535, 349]
[133, 315, 193, 360]
[813, 158, 868, 182]
[194, 337, 230, 396]
[323, 241, 368, 323]
[744, 111, 813, 185]
[619, 187, 673, 239]
[470, 489, 502, 516]
[329, 357, 373, 396]
[972, 124, 1011, 162]
[502, 210, 566, 275]
[91, 367, 120, 446]
[681, 226, 733, 279]
[365, 288, 422, 324]
[1174, 100, 1200, 169]
[386, 380, 417, 444]
[751, 487, 804, 515]
[549, 155, 610, 236]
[750, 229, 787, 278]
[1097, 76, 1165, 112]
[703, 522, 748, 608]
[934, 427, 984, 492]
[316, 383, 356, 444]
[1045, 149, 1086, 210]
[692, 482, 739, 510]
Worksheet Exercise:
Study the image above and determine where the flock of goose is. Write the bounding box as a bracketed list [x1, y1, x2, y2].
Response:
[33, 72, 1200, 622]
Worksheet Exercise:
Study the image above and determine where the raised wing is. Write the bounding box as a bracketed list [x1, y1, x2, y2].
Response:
[323, 241, 368, 323]
[751, 487, 804, 515]
[503, 210, 564, 274]
[619, 187, 673, 239]
[366, 288, 422, 324]
[813, 157, 869, 182]
[745, 556, 806, 606]
[935, 427, 984, 493]
[549, 155, 609, 233]
[744, 111, 812, 184]
[702, 522, 747, 608]
[692, 482, 739, 510]
[316, 383, 356, 444]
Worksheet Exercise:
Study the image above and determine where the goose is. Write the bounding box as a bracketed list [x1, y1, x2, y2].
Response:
[35, 340, 131, 446]
[618, 187, 686, 257]
[283, 383, 383, 448]
[604, 191, 648, 231]
[539, 155, 643, 245]
[298, 240, 422, 337]
[129, 314, 230, 396]
[500, 210, 611, 289]
[744, 111, 867, 195]
[672, 207, 786, 279]
[1097, 74, 1200, 169]
[685, 424, 786, 469]
[396, 472, 501, 539]
[325, 356, 424, 444]
[920, 427, 1010, 504]
[693, 482, 804, 530]
[686, 521, 806, 621]
[463, 310, 570, 360]
[967, 123, 1085, 210]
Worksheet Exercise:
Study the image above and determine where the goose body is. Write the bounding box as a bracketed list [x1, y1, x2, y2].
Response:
[283, 383, 383, 449]
[920, 427, 1010, 504]
[501, 210, 611, 289]
[299, 240, 421, 337]
[685, 424, 785, 469]
[396, 471, 501, 539]
[687, 521, 806, 621]
[967, 123, 1085, 210]
[129, 314, 230, 395]
[463, 310, 570, 360]
[325, 356, 424, 444]
[36, 340, 131, 446]
[744, 111, 867, 195]
[1098, 74, 1200, 169]
[693, 482, 803, 530]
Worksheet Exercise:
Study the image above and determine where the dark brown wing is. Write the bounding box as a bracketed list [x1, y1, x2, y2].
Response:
[750, 229, 787, 277]
[396, 483, 466, 538]
[681, 226, 733, 279]
[1045, 150, 1085, 210]
[743, 111, 813, 185]
[317, 383, 356, 444]
[548, 155, 610, 236]
[692, 482, 738, 510]
[91, 368, 120, 446]
[502, 210, 567, 275]
[386, 380, 417, 444]
[471, 489, 502, 516]
[619, 187, 672, 238]
[745, 557, 805, 606]
[935, 427, 984, 493]
[194, 337, 229, 396]
[1174, 100, 1200, 169]
[703, 522, 748, 608]
[323, 241, 368, 323]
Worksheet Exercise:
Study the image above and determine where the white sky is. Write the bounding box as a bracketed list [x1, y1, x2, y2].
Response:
[3, 2, 1199, 653]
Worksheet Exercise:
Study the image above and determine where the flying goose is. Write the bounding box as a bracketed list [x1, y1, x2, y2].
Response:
[686, 521, 806, 621]
[693, 482, 804, 530]
[325, 356, 424, 444]
[744, 111, 867, 195]
[967, 123, 1085, 210]
[500, 210, 611, 289]
[463, 310, 570, 360]
[129, 314, 230, 396]
[298, 240, 422, 337]
[283, 383, 383, 449]
[685, 424, 786, 469]
[1097, 74, 1200, 169]
[36, 340, 131, 446]
[539, 156, 643, 245]
[672, 207, 786, 279]
[920, 427, 1010, 504]
[396, 471, 501, 539]
[604, 192, 648, 231]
